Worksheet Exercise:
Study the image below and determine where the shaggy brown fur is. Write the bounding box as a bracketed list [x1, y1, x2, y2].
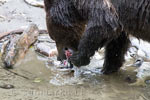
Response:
[44, 0, 150, 74]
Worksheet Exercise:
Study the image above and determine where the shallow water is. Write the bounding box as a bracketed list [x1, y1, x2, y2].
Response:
[12, 47, 150, 100]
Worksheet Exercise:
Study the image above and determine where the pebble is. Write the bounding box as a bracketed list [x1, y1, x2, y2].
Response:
[0, 83, 14, 89]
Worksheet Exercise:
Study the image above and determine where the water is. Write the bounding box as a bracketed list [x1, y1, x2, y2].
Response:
[13, 47, 150, 100]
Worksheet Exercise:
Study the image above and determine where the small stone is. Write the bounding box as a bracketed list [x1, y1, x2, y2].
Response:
[125, 76, 135, 83]
[0, 84, 15, 89]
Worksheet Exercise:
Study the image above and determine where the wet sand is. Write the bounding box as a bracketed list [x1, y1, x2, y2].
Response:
[0, 0, 150, 100]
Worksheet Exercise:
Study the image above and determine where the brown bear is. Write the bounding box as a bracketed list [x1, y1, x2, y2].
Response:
[44, 0, 150, 74]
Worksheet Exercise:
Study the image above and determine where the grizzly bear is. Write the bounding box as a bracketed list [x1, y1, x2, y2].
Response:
[44, 0, 150, 74]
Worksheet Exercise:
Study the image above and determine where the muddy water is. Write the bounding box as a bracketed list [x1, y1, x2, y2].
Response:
[11, 47, 149, 100]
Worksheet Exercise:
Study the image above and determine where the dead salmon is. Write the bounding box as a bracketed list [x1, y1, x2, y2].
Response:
[1, 24, 39, 68]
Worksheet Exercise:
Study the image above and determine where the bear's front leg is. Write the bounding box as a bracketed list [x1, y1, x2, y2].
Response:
[70, 26, 108, 67]
[70, 2, 122, 67]
[69, 51, 90, 67]
[102, 32, 130, 74]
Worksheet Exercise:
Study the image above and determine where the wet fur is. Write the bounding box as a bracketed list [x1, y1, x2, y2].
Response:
[44, 0, 150, 74]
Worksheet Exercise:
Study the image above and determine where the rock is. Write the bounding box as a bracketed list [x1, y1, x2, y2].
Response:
[133, 58, 144, 67]
[0, 83, 14, 89]
[130, 62, 150, 86]
[37, 35, 51, 43]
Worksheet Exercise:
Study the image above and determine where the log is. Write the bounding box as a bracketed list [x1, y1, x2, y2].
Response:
[24, 0, 44, 8]
[0, 29, 48, 40]
[0, 29, 24, 40]
[35, 42, 57, 57]
[1, 24, 39, 68]
[39, 30, 48, 34]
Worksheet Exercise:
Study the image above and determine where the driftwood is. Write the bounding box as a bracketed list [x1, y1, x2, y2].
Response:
[35, 42, 57, 57]
[0, 29, 24, 40]
[35, 42, 51, 57]
[39, 30, 48, 34]
[24, 0, 44, 8]
[1, 24, 39, 68]
[0, 29, 48, 40]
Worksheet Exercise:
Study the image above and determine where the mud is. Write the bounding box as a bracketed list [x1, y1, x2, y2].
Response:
[0, 0, 150, 100]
